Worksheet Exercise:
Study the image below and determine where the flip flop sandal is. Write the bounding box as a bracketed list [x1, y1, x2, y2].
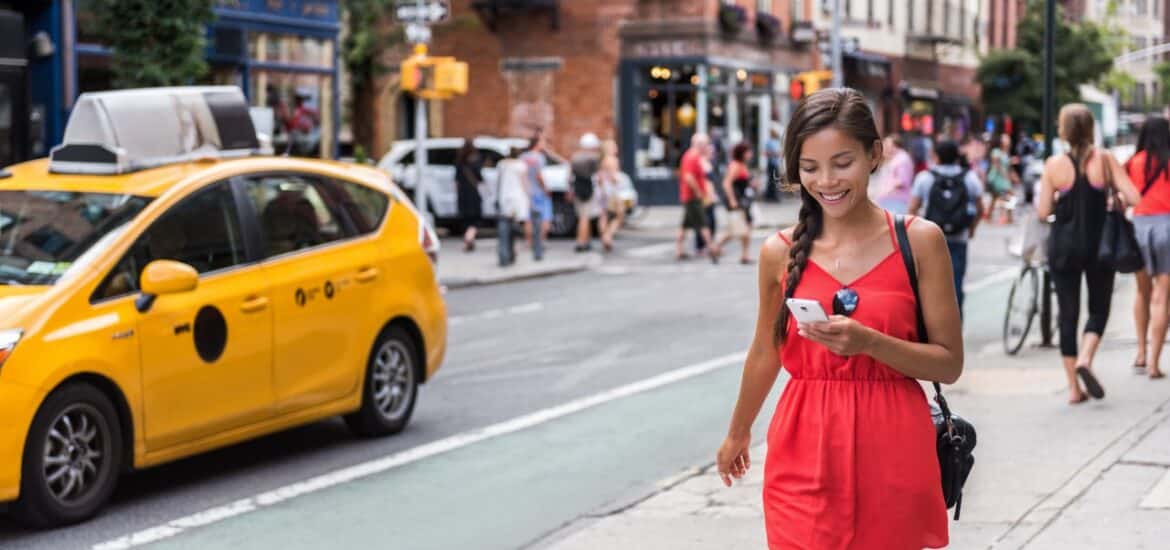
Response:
[1149, 369, 1166, 380]
[1076, 366, 1105, 399]
[1134, 362, 1148, 374]
[1069, 393, 1090, 405]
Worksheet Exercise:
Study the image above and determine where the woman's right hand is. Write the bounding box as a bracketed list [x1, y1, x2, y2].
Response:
[716, 432, 752, 487]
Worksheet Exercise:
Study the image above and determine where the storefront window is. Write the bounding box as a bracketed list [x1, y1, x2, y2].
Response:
[634, 64, 698, 180]
[250, 71, 334, 158]
[249, 33, 331, 68]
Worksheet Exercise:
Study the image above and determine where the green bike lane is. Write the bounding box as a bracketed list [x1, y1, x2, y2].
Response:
[115, 355, 783, 550]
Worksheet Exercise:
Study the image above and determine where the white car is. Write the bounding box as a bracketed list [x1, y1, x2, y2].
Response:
[376, 137, 637, 236]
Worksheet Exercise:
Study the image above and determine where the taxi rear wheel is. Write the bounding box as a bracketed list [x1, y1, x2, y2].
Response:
[13, 382, 122, 528]
[345, 326, 419, 437]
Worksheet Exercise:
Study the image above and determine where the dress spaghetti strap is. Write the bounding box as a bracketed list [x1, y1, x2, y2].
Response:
[777, 230, 792, 245]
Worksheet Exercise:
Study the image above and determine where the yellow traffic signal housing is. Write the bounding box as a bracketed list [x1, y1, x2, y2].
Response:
[793, 70, 833, 98]
[435, 59, 469, 96]
[400, 53, 468, 99]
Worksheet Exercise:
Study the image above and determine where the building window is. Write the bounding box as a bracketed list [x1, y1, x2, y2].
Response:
[907, 0, 914, 32]
[758, 0, 773, 12]
[959, 0, 966, 42]
[867, 0, 875, 23]
[791, 0, 803, 20]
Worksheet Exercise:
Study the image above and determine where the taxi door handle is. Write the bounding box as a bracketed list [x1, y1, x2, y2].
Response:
[241, 295, 269, 313]
[356, 267, 379, 283]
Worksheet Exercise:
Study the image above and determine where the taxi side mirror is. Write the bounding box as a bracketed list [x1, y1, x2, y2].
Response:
[136, 260, 198, 313]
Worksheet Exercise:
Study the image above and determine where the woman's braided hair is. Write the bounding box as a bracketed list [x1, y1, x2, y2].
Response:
[773, 88, 881, 343]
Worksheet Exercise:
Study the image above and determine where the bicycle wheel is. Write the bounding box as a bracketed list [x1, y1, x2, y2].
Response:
[1004, 266, 1039, 355]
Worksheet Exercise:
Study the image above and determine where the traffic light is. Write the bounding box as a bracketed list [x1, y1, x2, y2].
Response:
[400, 56, 431, 93]
[791, 70, 833, 100]
[434, 58, 469, 96]
[400, 54, 468, 98]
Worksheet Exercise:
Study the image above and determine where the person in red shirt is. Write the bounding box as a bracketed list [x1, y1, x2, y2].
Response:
[675, 133, 719, 261]
[1126, 116, 1170, 380]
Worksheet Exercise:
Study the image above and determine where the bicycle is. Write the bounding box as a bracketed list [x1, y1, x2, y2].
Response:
[1003, 211, 1058, 355]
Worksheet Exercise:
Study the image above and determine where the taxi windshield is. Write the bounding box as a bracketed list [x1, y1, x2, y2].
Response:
[0, 190, 151, 286]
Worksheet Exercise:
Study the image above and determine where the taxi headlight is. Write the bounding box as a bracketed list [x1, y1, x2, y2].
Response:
[0, 329, 22, 372]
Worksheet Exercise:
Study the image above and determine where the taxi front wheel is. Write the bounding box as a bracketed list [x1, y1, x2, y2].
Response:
[345, 326, 419, 437]
[13, 382, 123, 528]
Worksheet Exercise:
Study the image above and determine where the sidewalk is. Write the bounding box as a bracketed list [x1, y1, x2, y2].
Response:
[437, 201, 800, 289]
[437, 237, 602, 289]
[541, 280, 1170, 549]
[624, 200, 799, 232]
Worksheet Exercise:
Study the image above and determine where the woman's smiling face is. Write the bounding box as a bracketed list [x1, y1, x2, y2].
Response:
[798, 127, 880, 218]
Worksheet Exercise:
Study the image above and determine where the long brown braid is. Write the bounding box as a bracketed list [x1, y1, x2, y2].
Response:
[773, 88, 881, 344]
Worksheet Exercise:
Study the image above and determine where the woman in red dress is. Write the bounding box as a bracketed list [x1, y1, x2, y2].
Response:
[716, 88, 963, 549]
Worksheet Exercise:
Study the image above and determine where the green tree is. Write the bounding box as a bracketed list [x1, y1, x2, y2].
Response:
[93, 0, 215, 88]
[976, 0, 1119, 130]
[343, 0, 405, 155]
[1155, 62, 1170, 105]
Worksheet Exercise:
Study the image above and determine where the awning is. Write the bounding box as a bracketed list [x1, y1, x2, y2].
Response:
[844, 50, 890, 65]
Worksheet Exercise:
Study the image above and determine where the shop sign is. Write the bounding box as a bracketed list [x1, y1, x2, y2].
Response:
[629, 39, 705, 59]
[218, 0, 339, 22]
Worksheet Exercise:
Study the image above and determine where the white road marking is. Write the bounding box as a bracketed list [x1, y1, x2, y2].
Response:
[93, 351, 747, 550]
[1140, 469, 1170, 509]
[964, 267, 1020, 293]
[448, 301, 543, 326]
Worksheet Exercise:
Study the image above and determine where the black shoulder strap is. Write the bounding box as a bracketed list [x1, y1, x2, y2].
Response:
[893, 215, 951, 418]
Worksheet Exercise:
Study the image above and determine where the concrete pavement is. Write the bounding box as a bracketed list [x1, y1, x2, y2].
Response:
[436, 201, 800, 289]
[541, 279, 1170, 550]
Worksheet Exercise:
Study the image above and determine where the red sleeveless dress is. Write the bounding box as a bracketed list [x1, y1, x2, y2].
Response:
[765, 213, 948, 549]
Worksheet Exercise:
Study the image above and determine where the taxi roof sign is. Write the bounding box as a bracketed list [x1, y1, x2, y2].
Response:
[50, 86, 260, 175]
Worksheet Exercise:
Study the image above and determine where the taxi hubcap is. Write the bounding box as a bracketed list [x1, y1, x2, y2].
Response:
[43, 404, 106, 504]
[372, 341, 414, 421]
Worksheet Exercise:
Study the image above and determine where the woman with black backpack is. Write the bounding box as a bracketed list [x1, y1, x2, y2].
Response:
[1125, 117, 1170, 380]
[1037, 104, 1142, 404]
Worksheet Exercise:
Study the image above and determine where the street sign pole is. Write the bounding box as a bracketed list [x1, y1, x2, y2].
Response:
[1042, 0, 1055, 161]
[830, 0, 843, 88]
[1040, 0, 1056, 348]
[412, 0, 432, 225]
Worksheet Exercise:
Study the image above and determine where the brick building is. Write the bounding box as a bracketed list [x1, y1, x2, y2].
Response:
[370, 0, 1000, 205]
[420, 0, 816, 205]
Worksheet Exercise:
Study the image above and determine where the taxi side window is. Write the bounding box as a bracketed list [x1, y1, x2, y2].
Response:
[323, 179, 389, 235]
[93, 183, 246, 301]
[242, 174, 346, 257]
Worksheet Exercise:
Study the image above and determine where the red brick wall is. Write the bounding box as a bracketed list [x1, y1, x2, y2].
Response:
[427, 0, 798, 156]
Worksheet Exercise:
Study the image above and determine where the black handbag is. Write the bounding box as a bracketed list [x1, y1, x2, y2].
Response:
[1096, 159, 1144, 273]
[894, 215, 977, 520]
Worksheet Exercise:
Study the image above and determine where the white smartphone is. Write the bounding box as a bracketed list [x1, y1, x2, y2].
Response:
[786, 298, 830, 324]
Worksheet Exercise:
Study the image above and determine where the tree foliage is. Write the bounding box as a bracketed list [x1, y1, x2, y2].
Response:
[977, 0, 1120, 129]
[1155, 62, 1170, 105]
[93, 0, 215, 88]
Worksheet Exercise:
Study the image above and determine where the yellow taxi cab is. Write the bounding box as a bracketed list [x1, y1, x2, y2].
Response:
[0, 87, 446, 527]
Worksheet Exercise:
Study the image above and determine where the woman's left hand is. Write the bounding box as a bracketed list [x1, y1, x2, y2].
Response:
[798, 316, 877, 357]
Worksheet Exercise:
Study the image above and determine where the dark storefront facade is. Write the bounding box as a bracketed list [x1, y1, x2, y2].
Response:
[0, 0, 340, 168]
[618, 20, 813, 205]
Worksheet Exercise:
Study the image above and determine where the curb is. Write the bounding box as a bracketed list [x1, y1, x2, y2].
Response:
[440, 257, 600, 290]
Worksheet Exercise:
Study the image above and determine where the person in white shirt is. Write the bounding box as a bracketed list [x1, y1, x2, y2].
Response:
[494, 147, 530, 266]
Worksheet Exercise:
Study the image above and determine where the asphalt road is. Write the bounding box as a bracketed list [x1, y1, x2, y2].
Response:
[0, 219, 1026, 550]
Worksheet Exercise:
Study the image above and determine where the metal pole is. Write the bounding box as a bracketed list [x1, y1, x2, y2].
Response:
[1040, 0, 1056, 348]
[411, 0, 433, 224]
[830, 0, 843, 88]
[1042, 0, 1055, 159]
[414, 95, 429, 221]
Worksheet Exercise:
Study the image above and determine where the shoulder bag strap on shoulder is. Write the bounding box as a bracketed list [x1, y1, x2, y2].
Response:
[893, 215, 952, 419]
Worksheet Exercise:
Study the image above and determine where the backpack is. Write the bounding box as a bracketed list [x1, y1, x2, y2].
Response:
[924, 169, 975, 237]
[571, 157, 597, 201]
